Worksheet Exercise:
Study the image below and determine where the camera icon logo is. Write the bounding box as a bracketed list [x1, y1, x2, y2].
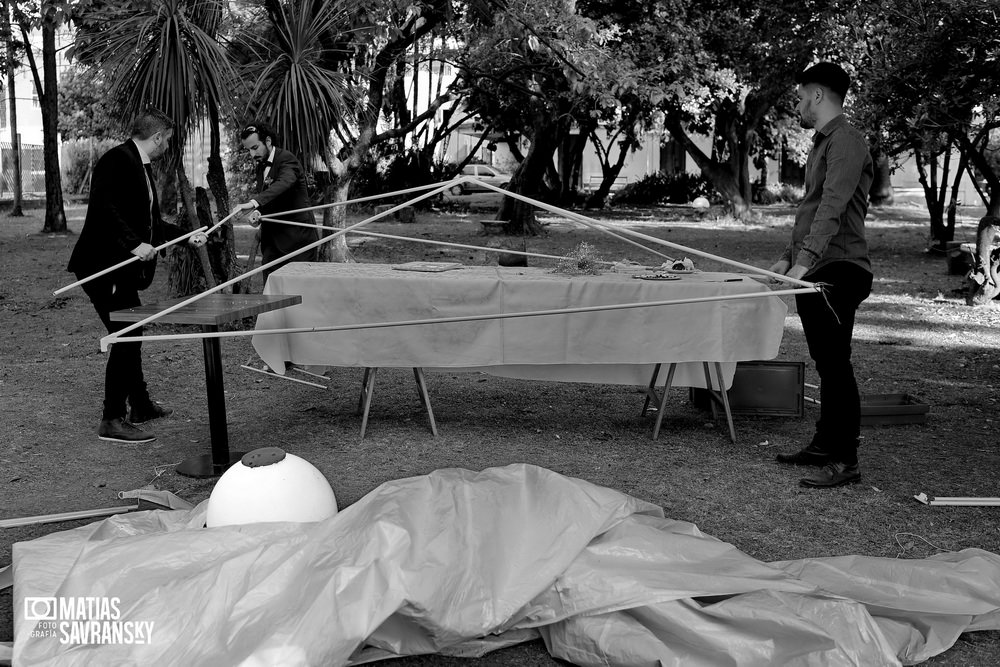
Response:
[24, 597, 57, 621]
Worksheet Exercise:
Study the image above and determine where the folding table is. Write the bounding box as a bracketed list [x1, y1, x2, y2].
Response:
[112, 293, 301, 477]
[251, 263, 787, 440]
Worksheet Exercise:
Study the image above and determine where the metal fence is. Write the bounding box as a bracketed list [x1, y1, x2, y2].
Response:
[0, 142, 45, 196]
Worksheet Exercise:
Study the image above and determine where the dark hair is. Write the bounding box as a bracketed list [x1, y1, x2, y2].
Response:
[130, 108, 173, 140]
[796, 62, 851, 102]
[240, 122, 279, 146]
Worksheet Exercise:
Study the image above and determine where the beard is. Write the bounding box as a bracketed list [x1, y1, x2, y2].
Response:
[798, 101, 816, 129]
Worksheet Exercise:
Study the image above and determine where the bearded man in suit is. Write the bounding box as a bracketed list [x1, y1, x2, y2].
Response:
[68, 108, 208, 444]
[231, 123, 319, 283]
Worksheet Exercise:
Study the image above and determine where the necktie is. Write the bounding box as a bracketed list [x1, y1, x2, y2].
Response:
[143, 163, 154, 200]
[144, 163, 159, 230]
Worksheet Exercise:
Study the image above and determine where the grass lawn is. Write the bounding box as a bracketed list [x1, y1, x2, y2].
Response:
[1, 199, 998, 664]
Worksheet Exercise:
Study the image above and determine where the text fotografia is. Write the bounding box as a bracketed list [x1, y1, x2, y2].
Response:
[24, 597, 155, 645]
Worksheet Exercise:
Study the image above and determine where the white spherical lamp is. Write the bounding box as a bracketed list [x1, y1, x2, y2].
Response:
[205, 448, 338, 528]
[691, 196, 711, 210]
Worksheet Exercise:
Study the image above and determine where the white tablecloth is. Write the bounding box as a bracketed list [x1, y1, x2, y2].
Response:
[253, 263, 787, 388]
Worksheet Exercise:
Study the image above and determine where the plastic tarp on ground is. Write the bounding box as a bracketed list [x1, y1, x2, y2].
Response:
[10, 464, 1000, 666]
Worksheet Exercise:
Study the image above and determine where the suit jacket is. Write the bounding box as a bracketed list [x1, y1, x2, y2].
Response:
[254, 147, 319, 263]
[67, 140, 180, 289]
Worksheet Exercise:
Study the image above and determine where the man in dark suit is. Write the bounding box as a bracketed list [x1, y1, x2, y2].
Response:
[68, 108, 207, 443]
[231, 123, 319, 283]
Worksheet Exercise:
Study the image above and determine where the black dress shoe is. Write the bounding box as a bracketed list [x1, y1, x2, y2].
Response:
[129, 401, 173, 423]
[98, 418, 156, 444]
[775, 444, 833, 466]
[800, 462, 861, 488]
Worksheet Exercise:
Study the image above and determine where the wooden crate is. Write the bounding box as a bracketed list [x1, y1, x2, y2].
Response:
[690, 361, 804, 418]
[861, 393, 930, 426]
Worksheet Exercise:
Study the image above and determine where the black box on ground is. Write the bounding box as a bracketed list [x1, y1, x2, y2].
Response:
[689, 361, 804, 418]
[860, 393, 930, 426]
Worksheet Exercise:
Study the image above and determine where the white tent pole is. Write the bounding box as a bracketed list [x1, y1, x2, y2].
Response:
[98, 178, 468, 352]
[254, 218, 605, 264]
[474, 181, 816, 289]
[54, 226, 208, 296]
[108, 286, 813, 345]
[235, 178, 464, 219]
[54, 211, 239, 296]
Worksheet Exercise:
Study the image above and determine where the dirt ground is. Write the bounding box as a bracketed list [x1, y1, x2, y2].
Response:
[1, 200, 999, 665]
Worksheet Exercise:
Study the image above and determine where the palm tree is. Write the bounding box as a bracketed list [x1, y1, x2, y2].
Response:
[72, 0, 239, 295]
[233, 0, 354, 260]
[234, 0, 454, 262]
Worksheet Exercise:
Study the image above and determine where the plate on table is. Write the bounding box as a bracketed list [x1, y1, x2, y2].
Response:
[392, 261, 464, 273]
[632, 272, 682, 281]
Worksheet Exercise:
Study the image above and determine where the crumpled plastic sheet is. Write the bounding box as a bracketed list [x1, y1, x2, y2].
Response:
[10, 464, 1000, 666]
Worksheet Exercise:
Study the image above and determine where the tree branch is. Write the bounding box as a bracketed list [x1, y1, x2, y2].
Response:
[372, 92, 453, 144]
[665, 116, 716, 175]
[17, 21, 44, 107]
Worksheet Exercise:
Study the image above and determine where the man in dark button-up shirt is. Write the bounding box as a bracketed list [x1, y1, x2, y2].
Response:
[770, 62, 875, 488]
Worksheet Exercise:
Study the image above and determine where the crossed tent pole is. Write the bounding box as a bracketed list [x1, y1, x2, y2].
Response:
[52, 176, 817, 352]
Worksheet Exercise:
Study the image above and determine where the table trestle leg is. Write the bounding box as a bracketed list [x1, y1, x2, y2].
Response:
[650, 363, 677, 441]
[702, 362, 737, 443]
[412, 368, 439, 437]
[358, 367, 378, 439]
[642, 363, 662, 417]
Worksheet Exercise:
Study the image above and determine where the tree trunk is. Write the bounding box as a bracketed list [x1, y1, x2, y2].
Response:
[736, 152, 752, 214]
[713, 167, 752, 219]
[955, 132, 1000, 218]
[2, 0, 22, 216]
[167, 166, 211, 297]
[496, 163, 546, 236]
[194, 187, 220, 289]
[726, 117, 754, 220]
[318, 170, 353, 263]
[39, 19, 66, 233]
[240, 229, 262, 293]
[942, 150, 970, 246]
[869, 150, 894, 206]
[665, 116, 752, 220]
[206, 103, 240, 289]
[496, 108, 558, 236]
[585, 132, 635, 209]
[558, 124, 590, 204]
[913, 150, 947, 248]
[733, 130, 752, 210]
[966, 215, 1000, 306]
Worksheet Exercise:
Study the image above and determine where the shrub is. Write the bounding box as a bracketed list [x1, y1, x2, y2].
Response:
[753, 181, 804, 205]
[224, 135, 257, 206]
[61, 138, 117, 195]
[610, 172, 717, 207]
[348, 149, 446, 209]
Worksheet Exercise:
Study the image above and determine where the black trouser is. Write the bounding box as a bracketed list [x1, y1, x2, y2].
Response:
[81, 276, 149, 421]
[795, 261, 873, 465]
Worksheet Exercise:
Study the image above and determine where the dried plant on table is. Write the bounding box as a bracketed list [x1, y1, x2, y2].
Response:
[552, 242, 605, 275]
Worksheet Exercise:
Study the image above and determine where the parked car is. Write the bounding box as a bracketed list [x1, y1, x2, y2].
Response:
[449, 164, 511, 195]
